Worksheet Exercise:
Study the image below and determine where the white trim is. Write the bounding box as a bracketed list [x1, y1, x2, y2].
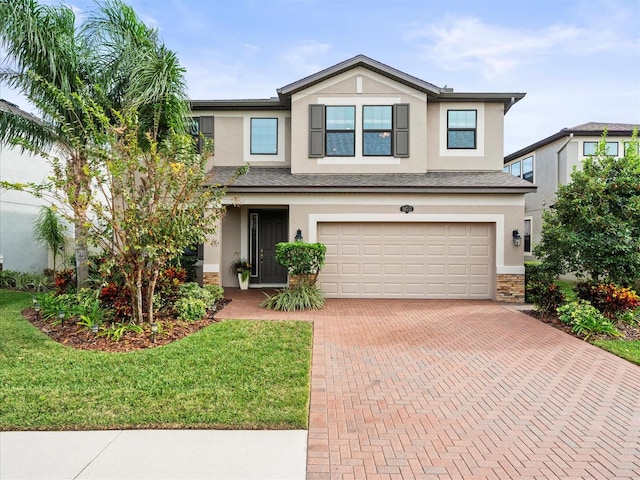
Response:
[317, 96, 401, 105]
[308, 212, 508, 272]
[317, 157, 400, 165]
[497, 266, 525, 275]
[203, 263, 219, 273]
[356, 76, 362, 94]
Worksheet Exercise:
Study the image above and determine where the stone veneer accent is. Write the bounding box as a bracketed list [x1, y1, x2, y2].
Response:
[496, 273, 525, 303]
[288, 273, 317, 287]
[203, 272, 220, 286]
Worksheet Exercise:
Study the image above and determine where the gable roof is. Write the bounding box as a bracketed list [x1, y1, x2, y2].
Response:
[191, 55, 525, 113]
[505, 122, 639, 162]
[209, 167, 536, 194]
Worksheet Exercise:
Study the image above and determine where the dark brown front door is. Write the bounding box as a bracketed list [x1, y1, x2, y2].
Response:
[252, 210, 288, 284]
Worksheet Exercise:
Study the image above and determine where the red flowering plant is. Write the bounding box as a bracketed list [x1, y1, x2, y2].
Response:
[54, 269, 75, 295]
[577, 282, 640, 319]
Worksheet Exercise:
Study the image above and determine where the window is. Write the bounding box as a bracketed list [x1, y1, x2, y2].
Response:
[363, 106, 392, 156]
[447, 110, 477, 149]
[583, 141, 619, 156]
[623, 140, 639, 155]
[522, 156, 534, 182]
[524, 218, 532, 254]
[511, 160, 521, 178]
[325, 106, 355, 156]
[250, 118, 278, 154]
[503, 165, 510, 173]
[190, 116, 214, 154]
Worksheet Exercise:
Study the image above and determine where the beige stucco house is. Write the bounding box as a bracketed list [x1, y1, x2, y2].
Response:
[504, 122, 638, 261]
[192, 55, 535, 301]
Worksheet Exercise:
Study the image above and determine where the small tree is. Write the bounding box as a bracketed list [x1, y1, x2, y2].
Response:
[534, 130, 640, 285]
[33, 205, 67, 271]
[86, 112, 247, 324]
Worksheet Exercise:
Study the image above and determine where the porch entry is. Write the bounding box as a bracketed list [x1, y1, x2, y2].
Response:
[249, 209, 288, 285]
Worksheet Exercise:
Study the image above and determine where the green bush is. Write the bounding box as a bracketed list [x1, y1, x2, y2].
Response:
[204, 284, 224, 302]
[557, 301, 621, 341]
[174, 296, 208, 321]
[525, 261, 556, 303]
[275, 242, 326, 280]
[260, 282, 325, 311]
[0, 270, 51, 291]
[178, 282, 216, 307]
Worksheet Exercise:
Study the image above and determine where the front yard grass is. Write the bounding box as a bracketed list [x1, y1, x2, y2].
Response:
[593, 340, 640, 366]
[0, 290, 312, 431]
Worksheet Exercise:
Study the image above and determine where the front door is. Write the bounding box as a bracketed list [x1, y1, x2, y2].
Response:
[250, 209, 288, 285]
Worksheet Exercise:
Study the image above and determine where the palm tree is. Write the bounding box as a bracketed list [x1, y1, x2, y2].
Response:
[33, 205, 67, 272]
[0, 0, 189, 289]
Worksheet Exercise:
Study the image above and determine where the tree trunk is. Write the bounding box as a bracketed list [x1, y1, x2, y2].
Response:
[74, 219, 90, 290]
[146, 268, 160, 325]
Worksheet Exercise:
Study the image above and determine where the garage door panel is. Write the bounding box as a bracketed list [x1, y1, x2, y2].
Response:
[318, 222, 493, 299]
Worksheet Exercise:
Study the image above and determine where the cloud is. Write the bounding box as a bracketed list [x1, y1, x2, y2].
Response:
[404, 15, 630, 80]
[279, 41, 332, 75]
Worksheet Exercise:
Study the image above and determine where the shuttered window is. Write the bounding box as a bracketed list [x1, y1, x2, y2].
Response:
[308, 103, 410, 158]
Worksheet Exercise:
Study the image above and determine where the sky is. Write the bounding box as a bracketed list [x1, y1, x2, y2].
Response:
[1, 0, 639, 155]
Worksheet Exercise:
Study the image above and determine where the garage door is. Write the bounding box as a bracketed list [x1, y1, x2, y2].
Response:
[317, 222, 494, 298]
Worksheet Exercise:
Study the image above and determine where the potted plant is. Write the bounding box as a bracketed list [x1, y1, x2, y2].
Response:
[230, 258, 252, 290]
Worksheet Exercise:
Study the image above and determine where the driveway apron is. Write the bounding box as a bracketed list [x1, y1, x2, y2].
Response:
[220, 292, 640, 479]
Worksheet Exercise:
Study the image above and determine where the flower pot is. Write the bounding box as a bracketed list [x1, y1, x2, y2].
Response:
[238, 273, 249, 290]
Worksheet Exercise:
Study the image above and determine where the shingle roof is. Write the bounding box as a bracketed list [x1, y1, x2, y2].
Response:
[505, 122, 639, 162]
[209, 167, 536, 193]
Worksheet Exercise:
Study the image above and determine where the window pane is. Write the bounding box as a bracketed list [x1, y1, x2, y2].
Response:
[583, 142, 597, 155]
[511, 161, 521, 177]
[363, 132, 392, 155]
[448, 130, 475, 149]
[250, 118, 277, 154]
[363, 106, 392, 130]
[326, 132, 355, 156]
[606, 142, 619, 156]
[448, 110, 476, 128]
[524, 219, 532, 253]
[326, 106, 355, 130]
[503, 165, 510, 173]
[522, 156, 533, 182]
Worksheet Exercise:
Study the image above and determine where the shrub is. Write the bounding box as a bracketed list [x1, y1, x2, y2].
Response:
[576, 282, 640, 319]
[175, 297, 208, 321]
[557, 301, 621, 341]
[275, 242, 326, 283]
[529, 282, 565, 316]
[0, 270, 51, 291]
[54, 268, 75, 294]
[260, 282, 325, 311]
[98, 322, 144, 342]
[156, 266, 187, 303]
[204, 284, 224, 303]
[36, 292, 75, 320]
[98, 282, 133, 320]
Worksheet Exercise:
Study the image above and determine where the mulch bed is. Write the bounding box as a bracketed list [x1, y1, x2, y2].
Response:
[523, 308, 640, 341]
[22, 298, 231, 353]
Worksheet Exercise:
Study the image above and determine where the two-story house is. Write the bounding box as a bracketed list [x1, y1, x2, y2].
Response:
[504, 122, 638, 260]
[192, 55, 535, 302]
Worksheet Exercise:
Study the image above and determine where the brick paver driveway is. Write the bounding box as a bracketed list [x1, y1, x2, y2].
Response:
[220, 292, 640, 479]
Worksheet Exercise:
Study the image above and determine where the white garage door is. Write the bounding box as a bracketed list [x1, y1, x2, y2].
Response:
[318, 222, 494, 299]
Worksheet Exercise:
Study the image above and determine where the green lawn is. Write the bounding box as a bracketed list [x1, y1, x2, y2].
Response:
[593, 340, 640, 366]
[0, 290, 312, 431]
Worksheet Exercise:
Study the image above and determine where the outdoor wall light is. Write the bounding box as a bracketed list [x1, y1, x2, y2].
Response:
[295, 229, 303, 242]
[512, 229, 522, 247]
[151, 322, 158, 343]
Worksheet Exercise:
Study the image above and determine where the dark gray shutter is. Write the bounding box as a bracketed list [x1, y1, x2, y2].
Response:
[199, 116, 214, 153]
[309, 104, 325, 158]
[393, 104, 409, 157]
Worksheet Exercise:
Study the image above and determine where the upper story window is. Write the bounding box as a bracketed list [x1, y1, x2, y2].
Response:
[624, 140, 639, 155]
[250, 118, 278, 155]
[309, 103, 409, 159]
[326, 106, 355, 156]
[447, 110, 477, 149]
[363, 106, 392, 156]
[583, 141, 619, 156]
[190, 116, 214, 154]
[504, 156, 534, 183]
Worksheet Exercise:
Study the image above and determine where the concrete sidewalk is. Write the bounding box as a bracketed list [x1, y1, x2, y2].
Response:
[0, 430, 307, 479]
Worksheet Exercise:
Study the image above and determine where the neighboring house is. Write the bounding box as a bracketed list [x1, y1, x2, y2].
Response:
[192, 55, 535, 301]
[0, 99, 55, 272]
[504, 122, 639, 261]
